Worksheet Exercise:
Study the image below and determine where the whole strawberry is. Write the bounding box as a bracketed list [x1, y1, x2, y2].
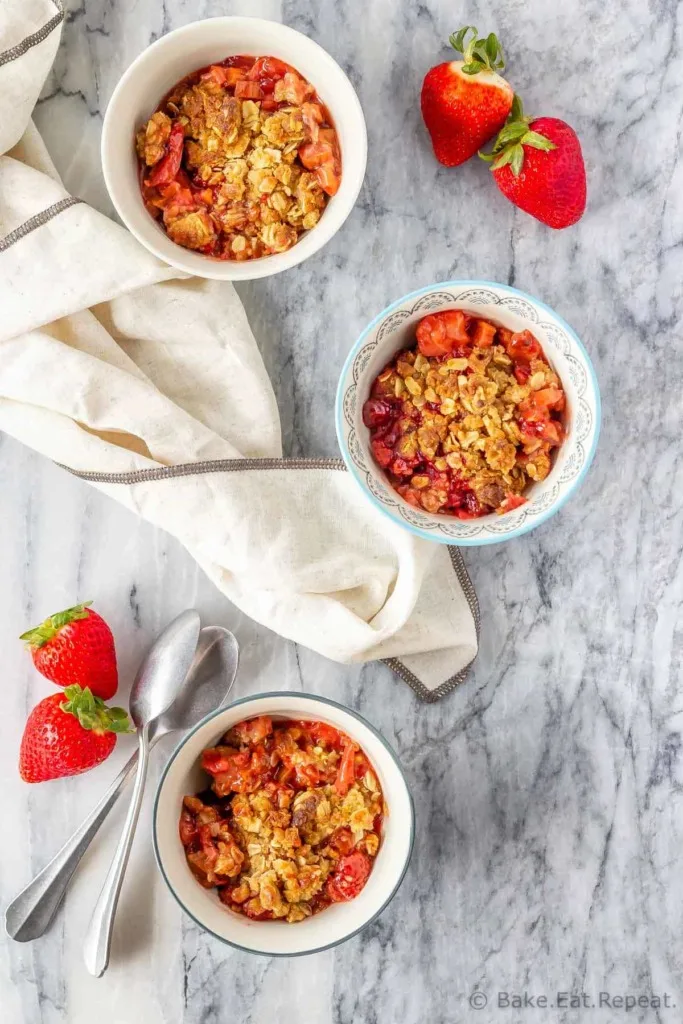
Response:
[20, 602, 118, 699]
[421, 25, 514, 167]
[19, 686, 132, 783]
[483, 97, 587, 228]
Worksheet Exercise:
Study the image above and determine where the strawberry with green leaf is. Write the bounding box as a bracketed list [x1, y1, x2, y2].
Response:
[19, 686, 132, 783]
[481, 96, 587, 228]
[421, 25, 514, 167]
[20, 602, 118, 699]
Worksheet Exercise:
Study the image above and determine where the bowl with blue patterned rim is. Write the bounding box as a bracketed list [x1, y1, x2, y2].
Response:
[335, 281, 600, 545]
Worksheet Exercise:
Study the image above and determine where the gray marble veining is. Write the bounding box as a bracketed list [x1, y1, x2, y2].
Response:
[1, 0, 682, 1021]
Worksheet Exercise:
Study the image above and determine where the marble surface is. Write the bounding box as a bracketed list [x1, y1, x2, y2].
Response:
[2, 0, 683, 1022]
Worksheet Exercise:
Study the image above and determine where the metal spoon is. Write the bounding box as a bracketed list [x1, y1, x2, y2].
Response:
[82, 609, 202, 977]
[5, 624, 239, 944]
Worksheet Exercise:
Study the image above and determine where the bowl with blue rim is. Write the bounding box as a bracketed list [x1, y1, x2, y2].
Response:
[335, 281, 600, 545]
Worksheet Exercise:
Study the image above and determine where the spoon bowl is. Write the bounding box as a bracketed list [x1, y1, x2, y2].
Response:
[157, 625, 239, 737]
[129, 609, 201, 729]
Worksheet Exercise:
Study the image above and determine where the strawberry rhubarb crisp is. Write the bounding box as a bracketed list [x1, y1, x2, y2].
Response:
[179, 716, 384, 922]
[363, 311, 566, 518]
[136, 56, 341, 260]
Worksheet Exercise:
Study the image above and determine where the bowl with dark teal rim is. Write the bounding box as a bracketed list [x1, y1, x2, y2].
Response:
[153, 692, 414, 956]
[335, 281, 601, 545]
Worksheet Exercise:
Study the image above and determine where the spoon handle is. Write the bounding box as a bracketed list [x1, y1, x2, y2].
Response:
[4, 749, 140, 942]
[83, 726, 151, 978]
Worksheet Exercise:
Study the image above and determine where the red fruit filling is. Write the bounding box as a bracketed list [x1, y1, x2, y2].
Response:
[135, 54, 341, 262]
[179, 717, 384, 922]
[362, 311, 566, 518]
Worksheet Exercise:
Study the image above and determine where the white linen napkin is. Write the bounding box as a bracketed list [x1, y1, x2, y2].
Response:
[0, 1, 479, 699]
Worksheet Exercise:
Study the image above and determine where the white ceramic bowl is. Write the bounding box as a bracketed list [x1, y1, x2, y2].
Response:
[101, 17, 367, 280]
[336, 281, 601, 545]
[153, 693, 414, 956]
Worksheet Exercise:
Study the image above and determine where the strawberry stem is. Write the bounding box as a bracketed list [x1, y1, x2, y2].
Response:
[61, 685, 133, 734]
[20, 601, 93, 648]
[449, 25, 506, 75]
[478, 94, 556, 176]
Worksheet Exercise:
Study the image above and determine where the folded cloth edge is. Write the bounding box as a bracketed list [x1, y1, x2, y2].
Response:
[60, 455, 481, 702]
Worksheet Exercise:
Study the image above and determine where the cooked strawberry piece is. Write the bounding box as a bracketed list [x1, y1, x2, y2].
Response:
[232, 715, 273, 746]
[506, 330, 542, 363]
[446, 478, 485, 518]
[518, 398, 543, 423]
[293, 761, 322, 788]
[198, 824, 218, 865]
[298, 140, 331, 167]
[390, 456, 417, 478]
[208, 746, 272, 795]
[362, 397, 399, 429]
[299, 140, 341, 196]
[398, 486, 422, 507]
[308, 721, 343, 749]
[156, 182, 198, 220]
[456, 490, 486, 519]
[532, 386, 565, 411]
[443, 310, 470, 342]
[201, 65, 245, 87]
[519, 387, 565, 421]
[186, 852, 215, 886]
[416, 310, 470, 356]
[179, 809, 198, 847]
[538, 420, 563, 446]
[317, 127, 338, 147]
[329, 827, 355, 855]
[519, 416, 563, 446]
[246, 56, 290, 88]
[335, 741, 357, 796]
[159, 170, 193, 197]
[416, 314, 449, 357]
[302, 102, 324, 141]
[371, 439, 394, 468]
[235, 80, 262, 99]
[202, 746, 245, 775]
[314, 162, 341, 196]
[498, 493, 527, 515]
[472, 319, 496, 348]
[327, 851, 372, 902]
[148, 122, 185, 187]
